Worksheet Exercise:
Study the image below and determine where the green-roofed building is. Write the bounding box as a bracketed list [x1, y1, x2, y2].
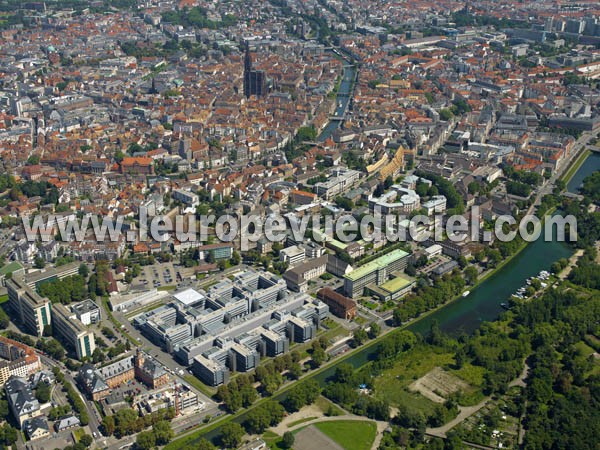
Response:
[368, 273, 415, 302]
[0, 262, 24, 279]
[343, 249, 410, 298]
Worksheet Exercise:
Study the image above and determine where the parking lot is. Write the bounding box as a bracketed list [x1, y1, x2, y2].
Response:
[140, 263, 178, 289]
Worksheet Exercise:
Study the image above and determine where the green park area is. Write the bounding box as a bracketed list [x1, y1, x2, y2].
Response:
[373, 345, 484, 416]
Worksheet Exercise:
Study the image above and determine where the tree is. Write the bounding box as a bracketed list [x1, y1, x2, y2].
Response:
[136, 430, 156, 450]
[102, 415, 116, 436]
[289, 362, 303, 379]
[78, 263, 89, 278]
[231, 251, 241, 266]
[368, 322, 381, 339]
[35, 382, 51, 403]
[282, 431, 295, 448]
[464, 266, 478, 285]
[153, 421, 173, 445]
[312, 347, 326, 367]
[79, 434, 93, 447]
[194, 439, 216, 450]
[439, 108, 453, 121]
[34, 256, 46, 269]
[220, 422, 244, 449]
[0, 424, 17, 447]
[353, 328, 368, 346]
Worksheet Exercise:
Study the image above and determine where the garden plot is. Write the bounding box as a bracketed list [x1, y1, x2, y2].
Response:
[409, 367, 469, 403]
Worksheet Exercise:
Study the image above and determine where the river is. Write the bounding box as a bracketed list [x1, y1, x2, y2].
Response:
[317, 65, 356, 142]
[567, 152, 600, 193]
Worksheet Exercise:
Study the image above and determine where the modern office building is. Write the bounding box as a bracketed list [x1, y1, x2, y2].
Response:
[134, 269, 287, 349]
[6, 277, 51, 337]
[71, 299, 101, 325]
[51, 303, 96, 360]
[279, 245, 306, 267]
[368, 185, 420, 214]
[368, 274, 416, 302]
[192, 354, 229, 387]
[197, 243, 234, 261]
[343, 249, 410, 298]
[24, 262, 80, 290]
[260, 329, 288, 356]
[287, 316, 316, 343]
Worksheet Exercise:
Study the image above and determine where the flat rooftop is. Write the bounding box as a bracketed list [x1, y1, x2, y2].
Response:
[379, 274, 414, 293]
[345, 249, 410, 282]
[0, 262, 23, 276]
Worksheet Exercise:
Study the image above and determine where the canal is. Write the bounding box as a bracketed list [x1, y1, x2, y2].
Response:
[317, 64, 356, 142]
[567, 152, 600, 193]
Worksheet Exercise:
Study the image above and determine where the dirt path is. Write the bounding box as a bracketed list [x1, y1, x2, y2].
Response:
[426, 398, 491, 438]
[559, 249, 584, 280]
[269, 404, 328, 436]
[427, 360, 530, 438]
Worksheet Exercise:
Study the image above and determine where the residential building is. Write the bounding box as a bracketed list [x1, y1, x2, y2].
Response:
[24, 417, 50, 441]
[5, 376, 41, 427]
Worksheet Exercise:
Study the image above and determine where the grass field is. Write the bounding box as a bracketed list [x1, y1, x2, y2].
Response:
[373, 346, 453, 410]
[313, 420, 377, 450]
[184, 374, 216, 398]
[314, 395, 344, 416]
[373, 345, 485, 413]
[0, 295, 7, 305]
[451, 363, 486, 387]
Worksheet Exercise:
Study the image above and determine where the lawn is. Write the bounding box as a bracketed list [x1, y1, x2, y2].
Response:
[263, 430, 285, 450]
[184, 374, 216, 398]
[314, 395, 344, 416]
[314, 420, 377, 450]
[0, 295, 7, 304]
[451, 363, 486, 387]
[72, 428, 86, 442]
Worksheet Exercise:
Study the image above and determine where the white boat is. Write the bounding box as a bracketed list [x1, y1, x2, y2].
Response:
[462, 291, 470, 297]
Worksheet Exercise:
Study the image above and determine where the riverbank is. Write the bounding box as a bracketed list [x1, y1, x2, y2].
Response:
[562, 149, 591, 184]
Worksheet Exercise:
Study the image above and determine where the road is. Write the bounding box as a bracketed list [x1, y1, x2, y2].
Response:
[38, 354, 103, 439]
[531, 130, 597, 213]
[103, 403, 221, 450]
